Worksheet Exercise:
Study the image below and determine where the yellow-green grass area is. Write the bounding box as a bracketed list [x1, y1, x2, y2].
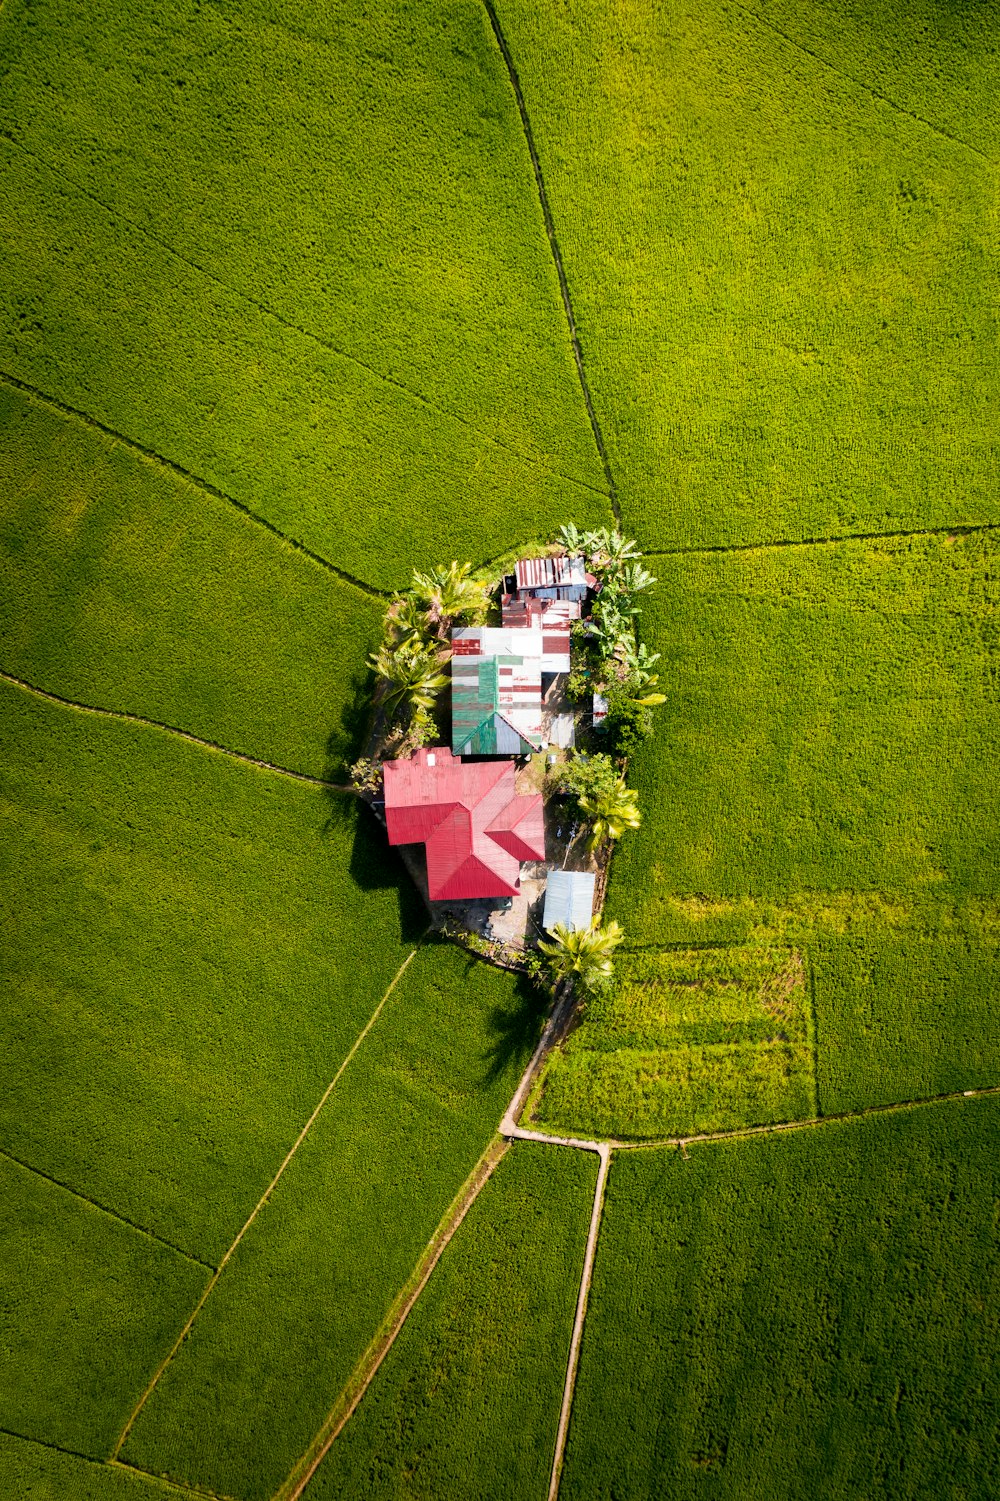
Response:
[0, 678, 425, 1266]
[0, 2, 612, 590]
[604, 534, 1000, 1111]
[497, 0, 999, 549]
[0, 380, 382, 779]
[122, 942, 544, 1501]
[529, 945, 815, 1140]
[0, 1156, 207, 1460]
[305, 1141, 596, 1501]
[562, 1096, 1000, 1500]
[0, 1435, 187, 1501]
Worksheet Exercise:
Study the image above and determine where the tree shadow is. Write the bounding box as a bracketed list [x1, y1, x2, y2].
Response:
[481, 962, 549, 1085]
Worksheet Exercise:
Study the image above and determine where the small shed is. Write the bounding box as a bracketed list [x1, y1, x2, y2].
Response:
[542, 869, 596, 933]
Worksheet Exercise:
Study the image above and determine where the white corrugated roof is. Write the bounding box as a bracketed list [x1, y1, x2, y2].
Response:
[542, 869, 596, 932]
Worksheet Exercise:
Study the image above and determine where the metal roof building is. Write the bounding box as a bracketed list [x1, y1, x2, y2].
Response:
[542, 869, 596, 932]
[515, 554, 588, 593]
[383, 747, 546, 901]
[451, 627, 544, 755]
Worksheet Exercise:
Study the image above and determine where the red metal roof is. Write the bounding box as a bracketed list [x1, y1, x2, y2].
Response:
[382, 747, 546, 901]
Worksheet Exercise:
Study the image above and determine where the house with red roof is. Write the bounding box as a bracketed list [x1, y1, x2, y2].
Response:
[382, 746, 546, 901]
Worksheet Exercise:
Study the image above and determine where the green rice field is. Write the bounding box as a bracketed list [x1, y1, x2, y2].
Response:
[2, 0, 997, 1495]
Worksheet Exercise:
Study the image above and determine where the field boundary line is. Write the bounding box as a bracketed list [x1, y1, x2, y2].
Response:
[0, 132, 609, 505]
[643, 519, 1000, 560]
[0, 669, 356, 792]
[0, 1144, 215, 1271]
[482, 0, 620, 519]
[0, 369, 390, 600]
[0, 1428, 205, 1499]
[275, 1134, 510, 1501]
[547, 1143, 610, 1501]
[111, 946, 423, 1462]
[732, 3, 993, 164]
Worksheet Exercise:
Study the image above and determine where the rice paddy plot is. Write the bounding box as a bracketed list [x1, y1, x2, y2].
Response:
[305, 1141, 596, 1501]
[122, 944, 543, 1501]
[0, 143, 609, 593]
[0, 380, 382, 779]
[0, 0, 604, 484]
[0, 1155, 207, 1460]
[496, 0, 999, 549]
[562, 1096, 1000, 1500]
[608, 532, 1000, 923]
[0, 679, 423, 1265]
[0, 1433, 185, 1500]
[530, 944, 815, 1139]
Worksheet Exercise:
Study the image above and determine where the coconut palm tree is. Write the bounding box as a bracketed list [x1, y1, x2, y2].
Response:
[578, 776, 642, 851]
[385, 593, 431, 649]
[537, 918, 625, 991]
[367, 640, 450, 720]
[410, 561, 489, 634]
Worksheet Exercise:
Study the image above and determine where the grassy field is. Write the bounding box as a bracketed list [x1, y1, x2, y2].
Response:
[0, 0, 611, 588]
[498, 0, 999, 549]
[306, 1141, 596, 1501]
[0, 1155, 207, 1459]
[123, 942, 543, 1500]
[0, 679, 424, 1264]
[0, 1434, 185, 1500]
[563, 1096, 1000, 1500]
[2, 0, 999, 1494]
[0, 379, 382, 778]
[531, 945, 815, 1139]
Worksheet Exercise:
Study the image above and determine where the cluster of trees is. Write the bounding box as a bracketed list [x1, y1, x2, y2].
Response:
[557, 523, 665, 756]
[366, 561, 488, 752]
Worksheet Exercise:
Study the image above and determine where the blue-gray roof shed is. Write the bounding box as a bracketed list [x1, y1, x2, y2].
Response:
[542, 869, 596, 933]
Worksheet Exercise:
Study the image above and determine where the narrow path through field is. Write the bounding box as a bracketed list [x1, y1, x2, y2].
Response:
[276, 1137, 510, 1501]
[0, 1145, 214, 1271]
[482, 0, 620, 518]
[0, 135, 610, 507]
[0, 670, 354, 793]
[644, 518, 1000, 560]
[547, 1142, 609, 1501]
[0, 369, 390, 600]
[111, 946, 423, 1462]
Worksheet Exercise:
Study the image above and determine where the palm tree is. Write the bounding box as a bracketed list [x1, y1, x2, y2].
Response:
[410, 561, 489, 634]
[385, 593, 431, 649]
[368, 640, 450, 720]
[537, 918, 625, 991]
[578, 777, 642, 851]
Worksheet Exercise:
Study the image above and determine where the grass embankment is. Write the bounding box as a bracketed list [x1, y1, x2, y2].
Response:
[122, 943, 544, 1501]
[0, 1157, 207, 1459]
[497, 0, 999, 548]
[0, 0, 611, 587]
[533, 945, 815, 1139]
[0, 381, 382, 778]
[563, 1096, 1000, 1500]
[305, 1142, 597, 1501]
[0, 680, 423, 1265]
[0, 1433, 183, 1500]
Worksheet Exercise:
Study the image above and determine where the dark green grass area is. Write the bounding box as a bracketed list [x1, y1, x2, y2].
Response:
[0, 0, 611, 588]
[563, 1096, 1000, 1500]
[531, 945, 815, 1139]
[305, 1141, 596, 1501]
[0, 680, 424, 1265]
[813, 918, 1000, 1113]
[123, 942, 544, 1501]
[609, 534, 999, 915]
[0, 1434, 186, 1500]
[498, 0, 999, 549]
[0, 382, 381, 778]
[0, 1156, 207, 1460]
